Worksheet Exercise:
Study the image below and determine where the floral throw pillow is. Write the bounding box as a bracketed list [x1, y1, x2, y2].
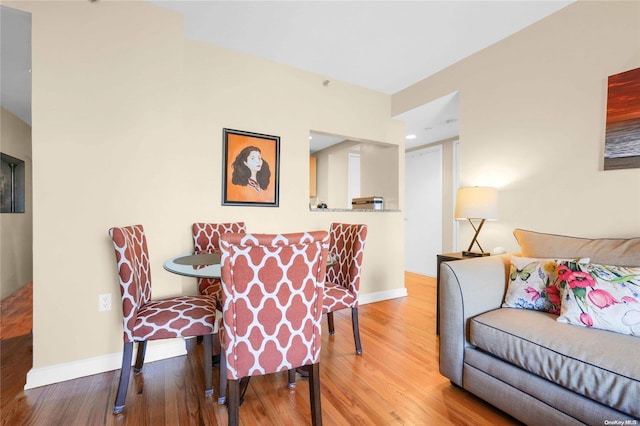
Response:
[502, 256, 584, 314]
[557, 262, 640, 337]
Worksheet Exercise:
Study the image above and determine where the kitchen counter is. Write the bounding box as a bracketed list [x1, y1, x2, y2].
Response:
[309, 207, 401, 213]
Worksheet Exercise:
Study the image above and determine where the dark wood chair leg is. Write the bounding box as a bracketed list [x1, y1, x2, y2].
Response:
[308, 363, 323, 426]
[288, 369, 296, 388]
[218, 348, 227, 404]
[327, 312, 335, 335]
[133, 340, 147, 373]
[113, 342, 134, 414]
[203, 333, 213, 397]
[351, 308, 362, 355]
[228, 379, 240, 426]
[238, 376, 250, 404]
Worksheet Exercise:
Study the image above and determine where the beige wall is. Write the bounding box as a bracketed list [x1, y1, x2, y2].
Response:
[9, 0, 404, 380]
[313, 140, 359, 208]
[0, 107, 33, 299]
[394, 0, 640, 254]
[314, 139, 400, 209]
[360, 142, 400, 209]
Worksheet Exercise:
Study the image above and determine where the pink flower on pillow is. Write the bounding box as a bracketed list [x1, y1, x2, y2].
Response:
[580, 312, 594, 327]
[525, 286, 540, 301]
[588, 289, 619, 309]
[558, 264, 573, 282]
[622, 296, 638, 304]
[567, 272, 595, 289]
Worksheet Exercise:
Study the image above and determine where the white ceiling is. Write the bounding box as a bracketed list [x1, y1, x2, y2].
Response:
[1, 1, 573, 150]
[0, 6, 31, 127]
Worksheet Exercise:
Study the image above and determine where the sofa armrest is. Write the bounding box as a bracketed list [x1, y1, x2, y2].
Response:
[438, 254, 510, 386]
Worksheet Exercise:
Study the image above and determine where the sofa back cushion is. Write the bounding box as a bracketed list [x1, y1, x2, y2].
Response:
[513, 229, 640, 267]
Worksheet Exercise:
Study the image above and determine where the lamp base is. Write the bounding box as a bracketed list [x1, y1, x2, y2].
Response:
[462, 251, 490, 257]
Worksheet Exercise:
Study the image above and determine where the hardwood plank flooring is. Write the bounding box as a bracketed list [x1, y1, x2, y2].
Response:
[0, 274, 521, 425]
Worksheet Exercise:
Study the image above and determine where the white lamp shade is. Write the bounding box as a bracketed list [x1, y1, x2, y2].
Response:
[454, 187, 498, 220]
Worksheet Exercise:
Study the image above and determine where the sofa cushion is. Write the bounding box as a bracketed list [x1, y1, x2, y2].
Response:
[469, 308, 640, 417]
[557, 262, 640, 336]
[513, 229, 640, 267]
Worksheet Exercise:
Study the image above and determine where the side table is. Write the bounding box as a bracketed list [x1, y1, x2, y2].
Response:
[436, 252, 467, 335]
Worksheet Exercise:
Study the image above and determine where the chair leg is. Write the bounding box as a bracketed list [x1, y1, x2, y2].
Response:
[288, 369, 296, 388]
[113, 342, 134, 415]
[308, 363, 323, 426]
[238, 376, 250, 404]
[227, 379, 240, 426]
[133, 340, 147, 373]
[203, 334, 213, 397]
[218, 349, 227, 404]
[327, 312, 335, 335]
[351, 308, 362, 355]
[212, 333, 221, 366]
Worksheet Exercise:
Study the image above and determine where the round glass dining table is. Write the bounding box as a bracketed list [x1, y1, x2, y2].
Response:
[163, 252, 221, 279]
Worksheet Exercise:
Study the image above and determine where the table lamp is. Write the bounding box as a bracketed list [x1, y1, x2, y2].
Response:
[454, 186, 498, 257]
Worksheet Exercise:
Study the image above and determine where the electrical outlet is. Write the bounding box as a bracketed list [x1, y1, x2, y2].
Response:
[99, 293, 112, 312]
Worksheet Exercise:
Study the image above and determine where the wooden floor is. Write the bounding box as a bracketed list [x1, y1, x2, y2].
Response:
[0, 274, 520, 425]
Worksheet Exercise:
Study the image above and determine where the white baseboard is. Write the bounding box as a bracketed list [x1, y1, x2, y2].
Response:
[24, 339, 188, 390]
[359, 286, 407, 305]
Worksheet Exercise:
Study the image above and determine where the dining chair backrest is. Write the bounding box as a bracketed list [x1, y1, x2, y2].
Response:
[192, 222, 247, 301]
[109, 224, 153, 343]
[327, 223, 368, 302]
[192, 222, 247, 253]
[219, 231, 329, 379]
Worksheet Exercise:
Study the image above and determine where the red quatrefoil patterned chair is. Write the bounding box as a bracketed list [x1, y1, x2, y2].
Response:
[218, 231, 329, 426]
[108, 225, 217, 415]
[191, 222, 246, 310]
[323, 223, 368, 355]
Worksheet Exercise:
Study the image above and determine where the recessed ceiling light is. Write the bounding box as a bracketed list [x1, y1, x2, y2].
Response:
[406, 134, 417, 140]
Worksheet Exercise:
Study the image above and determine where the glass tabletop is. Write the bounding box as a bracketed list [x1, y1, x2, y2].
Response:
[163, 253, 221, 279]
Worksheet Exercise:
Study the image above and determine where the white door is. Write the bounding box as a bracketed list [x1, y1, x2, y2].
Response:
[348, 153, 361, 208]
[405, 146, 443, 276]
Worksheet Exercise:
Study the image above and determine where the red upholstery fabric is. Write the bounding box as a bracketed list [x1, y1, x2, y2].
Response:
[219, 231, 329, 380]
[110, 225, 216, 342]
[322, 223, 367, 314]
[192, 222, 246, 305]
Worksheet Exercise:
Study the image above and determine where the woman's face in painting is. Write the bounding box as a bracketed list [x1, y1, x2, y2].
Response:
[244, 150, 263, 172]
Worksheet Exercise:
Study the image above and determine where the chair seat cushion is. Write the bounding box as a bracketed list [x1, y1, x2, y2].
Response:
[323, 283, 356, 313]
[133, 295, 216, 341]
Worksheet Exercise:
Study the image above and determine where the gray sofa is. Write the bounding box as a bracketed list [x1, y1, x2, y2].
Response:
[438, 230, 640, 426]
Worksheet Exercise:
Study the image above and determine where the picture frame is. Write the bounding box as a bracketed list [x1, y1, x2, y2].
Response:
[222, 128, 280, 207]
[604, 66, 640, 170]
[1, 152, 25, 213]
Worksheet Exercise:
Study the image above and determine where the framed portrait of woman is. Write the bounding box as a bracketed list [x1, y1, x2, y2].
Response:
[222, 128, 280, 207]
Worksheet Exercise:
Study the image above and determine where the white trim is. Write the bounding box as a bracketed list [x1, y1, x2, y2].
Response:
[359, 287, 407, 305]
[24, 339, 187, 390]
[452, 139, 460, 252]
